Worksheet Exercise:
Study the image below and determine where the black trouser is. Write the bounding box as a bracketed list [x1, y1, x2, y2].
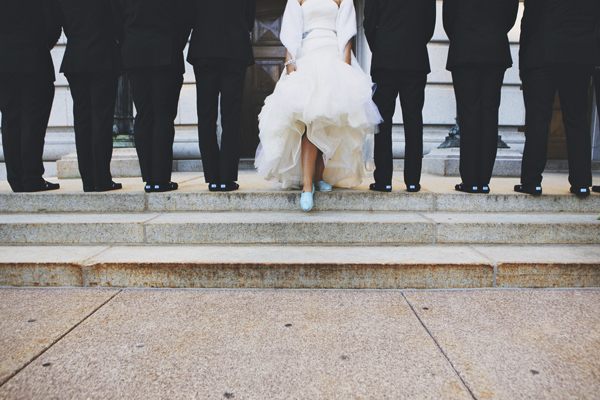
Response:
[372, 69, 427, 186]
[452, 65, 506, 187]
[193, 60, 247, 184]
[0, 72, 54, 192]
[595, 66, 600, 119]
[66, 72, 118, 189]
[521, 64, 593, 188]
[128, 66, 183, 184]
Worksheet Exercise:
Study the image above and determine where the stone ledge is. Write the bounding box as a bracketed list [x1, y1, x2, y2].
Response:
[0, 245, 598, 289]
[0, 190, 598, 213]
[0, 211, 598, 245]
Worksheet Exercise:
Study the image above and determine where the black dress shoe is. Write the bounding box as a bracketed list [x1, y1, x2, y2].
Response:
[83, 185, 95, 192]
[570, 187, 590, 198]
[26, 180, 60, 192]
[145, 182, 178, 193]
[406, 184, 421, 193]
[592, 186, 599, 193]
[455, 183, 479, 193]
[154, 182, 178, 193]
[218, 182, 239, 192]
[95, 182, 122, 192]
[208, 183, 220, 192]
[369, 183, 392, 192]
[514, 184, 542, 196]
[479, 185, 490, 194]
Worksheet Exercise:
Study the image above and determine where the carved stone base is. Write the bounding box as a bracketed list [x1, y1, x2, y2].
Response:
[57, 148, 141, 179]
[422, 148, 524, 177]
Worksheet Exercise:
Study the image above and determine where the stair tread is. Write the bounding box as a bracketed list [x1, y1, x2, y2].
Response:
[1, 211, 598, 224]
[1, 244, 599, 265]
[1, 244, 598, 289]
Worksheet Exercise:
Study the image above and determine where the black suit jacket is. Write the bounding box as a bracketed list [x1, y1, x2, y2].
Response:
[45, 0, 121, 73]
[520, 0, 600, 70]
[0, 0, 60, 80]
[187, 0, 256, 66]
[364, 0, 436, 74]
[443, 0, 518, 71]
[111, 0, 193, 72]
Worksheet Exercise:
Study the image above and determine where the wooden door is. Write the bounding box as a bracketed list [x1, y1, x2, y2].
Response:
[547, 92, 568, 159]
[240, 0, 287, 157]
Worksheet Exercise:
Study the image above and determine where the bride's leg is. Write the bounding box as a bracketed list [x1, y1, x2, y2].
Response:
[301, 134, 318, 192]
[315, 150, 325, 182]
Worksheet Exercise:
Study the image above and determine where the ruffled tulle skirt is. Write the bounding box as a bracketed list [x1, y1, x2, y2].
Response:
[255, 29, 382, 189]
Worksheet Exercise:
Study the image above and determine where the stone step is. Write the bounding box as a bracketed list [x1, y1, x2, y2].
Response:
[0, 244, 598, 289]
[1, 172, 599, 213]
[1, 211, 598, 245]
[0, 190, 599, 214]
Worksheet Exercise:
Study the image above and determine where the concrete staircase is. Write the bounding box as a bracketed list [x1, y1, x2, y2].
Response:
[0, 172, 599, 289]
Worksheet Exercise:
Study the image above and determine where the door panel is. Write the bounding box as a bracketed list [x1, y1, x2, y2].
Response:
[241, 0, 287, 158]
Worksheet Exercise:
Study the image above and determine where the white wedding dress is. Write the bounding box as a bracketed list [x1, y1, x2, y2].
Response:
[255, 0, 382, 189]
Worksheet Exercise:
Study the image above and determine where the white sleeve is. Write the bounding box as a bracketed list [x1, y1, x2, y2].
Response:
[336, 0, 357, 55]
[279, 0, 303, 62]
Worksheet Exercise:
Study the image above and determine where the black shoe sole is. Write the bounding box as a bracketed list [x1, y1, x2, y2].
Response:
[514, 184, 542, 196]
[25, 181, 60, 192]
[95, 182, 123, 192]
[570, 187, 590, 198]
[219, 182, 240, 192]
[145, 182, 178, 193]
[369, 183, 392, 192]
[455, 183, 479, 193]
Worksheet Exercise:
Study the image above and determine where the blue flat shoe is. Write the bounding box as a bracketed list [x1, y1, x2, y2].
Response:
[300, 185, 315, 211]
[315, 180, 332, 192]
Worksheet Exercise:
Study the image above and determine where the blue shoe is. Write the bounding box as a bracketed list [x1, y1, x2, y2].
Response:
[315, 180, 332, 192]
[300, 186, 315, 211]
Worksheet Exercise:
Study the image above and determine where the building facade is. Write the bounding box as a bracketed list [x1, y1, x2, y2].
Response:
[1, 0, 598, 177]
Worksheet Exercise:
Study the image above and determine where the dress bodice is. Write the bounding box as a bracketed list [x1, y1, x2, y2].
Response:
[301, 0, 338, 33]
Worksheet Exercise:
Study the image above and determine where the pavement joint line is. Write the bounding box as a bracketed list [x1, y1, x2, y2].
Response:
[141, 213, 164, 244]
[80, 246, 114, 287]
[469, 246, 499, 288]
[81, 246, 114, 287]
[417, 212, 438, 244]
[0, 288, 123, 388]
[401, 291, 479, 400]
[143, 192, 149, 212]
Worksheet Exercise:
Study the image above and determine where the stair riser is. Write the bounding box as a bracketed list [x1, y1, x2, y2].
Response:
[2, 222, 599, 245]
[1, 192, 598, 213]
[2, 262, 599, 290]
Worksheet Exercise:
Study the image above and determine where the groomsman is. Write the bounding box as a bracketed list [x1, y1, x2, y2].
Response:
[517, 0, 600, 197]
[444, 0, 519, 194]
[188, 0, 256, 192]
[46, 0, 122, 192]
[111, 0, 192, 192]
[364, 0, 436, 193]
[0, 0, 61, 192]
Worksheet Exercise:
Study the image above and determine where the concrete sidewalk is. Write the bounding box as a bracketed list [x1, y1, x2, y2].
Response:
[0, 288, 598, 399]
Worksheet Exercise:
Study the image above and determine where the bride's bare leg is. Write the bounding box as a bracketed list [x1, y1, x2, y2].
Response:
[301, 134, 318, 192]
[315, 150, 325, 182]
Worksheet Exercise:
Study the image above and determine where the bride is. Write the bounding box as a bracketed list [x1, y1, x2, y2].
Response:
[255, 0, 382, 211]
